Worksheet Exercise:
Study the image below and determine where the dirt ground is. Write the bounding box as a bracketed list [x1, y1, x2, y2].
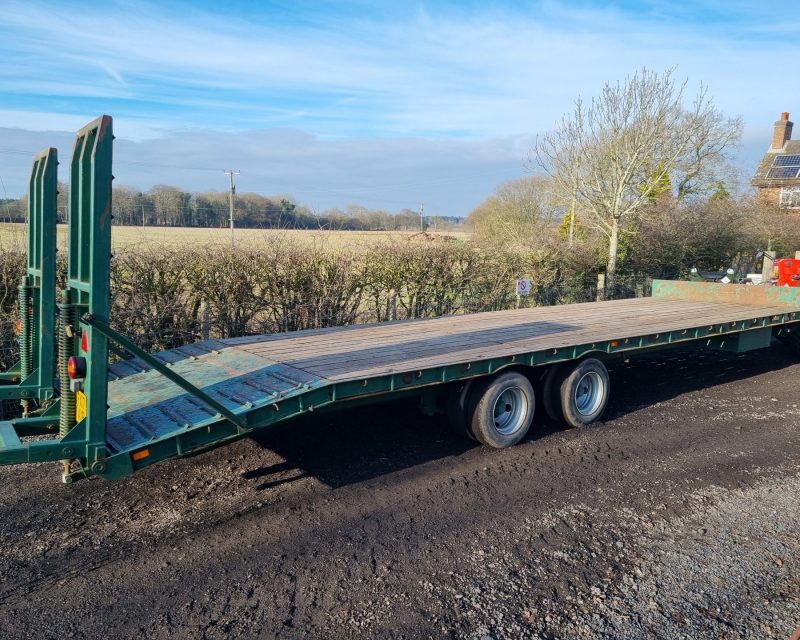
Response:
[1, 344, 799, 639]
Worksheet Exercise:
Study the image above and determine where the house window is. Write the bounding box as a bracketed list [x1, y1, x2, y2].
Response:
[780, 186, 800, 209]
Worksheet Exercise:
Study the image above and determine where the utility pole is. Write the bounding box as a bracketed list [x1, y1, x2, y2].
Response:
[419, 203, 424, 233]
[224, 170, 240, 247]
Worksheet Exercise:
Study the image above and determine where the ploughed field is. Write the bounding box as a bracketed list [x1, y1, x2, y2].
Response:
[0, 222, 468, 250]
[1, 344, 799, 639]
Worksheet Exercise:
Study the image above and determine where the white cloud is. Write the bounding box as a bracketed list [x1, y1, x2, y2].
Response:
[0, 1, 796, 212]
[1, 0, 796, 138]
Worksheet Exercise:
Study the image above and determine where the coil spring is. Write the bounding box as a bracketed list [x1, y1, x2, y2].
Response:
[18, 284, 32, 414]
[29, 290, 39, 373]
[58, 295, 76, 440]
[18, 284, 31, 379]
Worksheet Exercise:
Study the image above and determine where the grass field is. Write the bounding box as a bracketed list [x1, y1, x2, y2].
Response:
[0, 223, 469, 250]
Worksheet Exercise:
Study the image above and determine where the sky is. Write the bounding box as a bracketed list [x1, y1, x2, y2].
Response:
[0, 0, 798, 217]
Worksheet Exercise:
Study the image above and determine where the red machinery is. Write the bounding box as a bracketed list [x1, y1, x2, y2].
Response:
[771, 257, 800, 287]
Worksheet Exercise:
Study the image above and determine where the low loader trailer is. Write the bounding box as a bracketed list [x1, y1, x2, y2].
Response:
[2, 115, 800, 484]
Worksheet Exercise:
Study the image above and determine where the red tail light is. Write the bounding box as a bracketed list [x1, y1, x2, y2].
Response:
[67, 356, 86, 379]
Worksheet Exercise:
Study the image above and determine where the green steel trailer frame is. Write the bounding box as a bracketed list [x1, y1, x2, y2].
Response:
[0, 148, 58, 405]
[2, 114, 800, 484]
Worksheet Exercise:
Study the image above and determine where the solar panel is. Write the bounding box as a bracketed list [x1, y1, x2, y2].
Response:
[774, 155, 800, 167]
[767, 166, 800, 179]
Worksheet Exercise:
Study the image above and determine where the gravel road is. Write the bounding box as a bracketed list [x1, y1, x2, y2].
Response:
[1, 344, 799, 639]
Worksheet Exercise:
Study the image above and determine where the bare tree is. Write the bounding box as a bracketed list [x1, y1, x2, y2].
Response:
[673, 108, 742, 201]
[533, 68, 741, 283]
[466, 176, 556, 246]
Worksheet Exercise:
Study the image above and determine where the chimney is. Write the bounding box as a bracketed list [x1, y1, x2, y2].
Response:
[771, 111, 793, 150]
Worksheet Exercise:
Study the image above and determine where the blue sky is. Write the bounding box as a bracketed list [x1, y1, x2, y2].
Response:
[0, 0, 798, 216]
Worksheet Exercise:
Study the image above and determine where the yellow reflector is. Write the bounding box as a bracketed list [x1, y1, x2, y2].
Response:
[132, 449, 150, 462]
[75, 391, 87, 423]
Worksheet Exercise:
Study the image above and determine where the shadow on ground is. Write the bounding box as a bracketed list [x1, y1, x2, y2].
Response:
[603, 342, 797, 419]
[244, 344, 798, 490]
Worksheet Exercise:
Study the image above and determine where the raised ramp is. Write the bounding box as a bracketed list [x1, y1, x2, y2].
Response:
[105, 342, 320, 453]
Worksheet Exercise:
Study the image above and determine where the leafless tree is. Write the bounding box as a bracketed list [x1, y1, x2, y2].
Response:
[533, 68, 741, 283]
[465, 176, 557, 246]
[673, 108, 742, 202]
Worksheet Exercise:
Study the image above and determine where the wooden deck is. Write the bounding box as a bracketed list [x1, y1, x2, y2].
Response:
[103, 289, 800, 453]
[223, 296, 799, 382]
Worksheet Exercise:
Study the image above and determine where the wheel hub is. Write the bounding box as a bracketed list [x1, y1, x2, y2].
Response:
[574, 371, 604, 416]
[492, 386, 528, 435]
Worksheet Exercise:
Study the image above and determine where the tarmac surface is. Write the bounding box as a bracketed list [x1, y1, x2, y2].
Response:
[1, 344, 799, 639]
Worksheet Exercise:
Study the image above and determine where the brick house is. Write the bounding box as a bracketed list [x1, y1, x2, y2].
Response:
[751, 112, 800, 208]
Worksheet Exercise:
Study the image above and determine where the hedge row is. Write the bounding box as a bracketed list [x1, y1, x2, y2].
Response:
[0, 238, 609, 367]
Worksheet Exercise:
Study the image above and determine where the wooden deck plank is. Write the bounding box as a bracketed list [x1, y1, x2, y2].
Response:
[217, 296, 799, 384]
[308, 308, 788, 380]
[224, 297, 663, 350]
[244, 297, 776, 353]
[223, 297, 651, 344]
[235, 300, 777, 362]
[233, 299, 723, 359]
[239, 306, 784, 369]
[275, 305, 720, 370]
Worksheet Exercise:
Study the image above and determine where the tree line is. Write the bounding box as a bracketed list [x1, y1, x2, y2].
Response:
[0, 186, 461, 232]
[466, 174, 795, 282]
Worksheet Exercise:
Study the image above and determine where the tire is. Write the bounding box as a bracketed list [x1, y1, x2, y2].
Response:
[558, 358, 610, 428]
[446, 379, 477, 440]
[466, 371, 535, 448]
[541, 364, 565, 423]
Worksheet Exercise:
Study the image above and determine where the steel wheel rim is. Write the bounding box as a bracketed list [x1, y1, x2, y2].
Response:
[574, 371, 604, 416]
[492, 386, 528, 435]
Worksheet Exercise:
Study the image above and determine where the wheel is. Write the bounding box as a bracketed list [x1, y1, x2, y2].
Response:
[466, 371, 535, 448]
[541, 364, 565, 422]
[557, 358, 610, 428]
[446, 379, 477, 440]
